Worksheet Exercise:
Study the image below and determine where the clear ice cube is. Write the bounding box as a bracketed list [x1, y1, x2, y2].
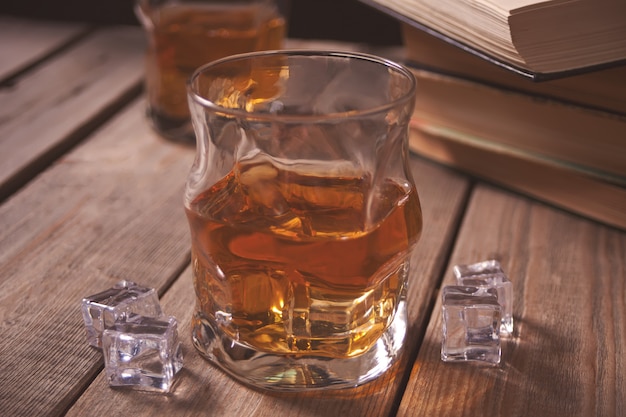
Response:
[81, 281, 163, 348]
[102, 315, 183, 393]
[441, 286, 501, 364]
[453, 259, 504, 277]
[454, 260, 513, 335]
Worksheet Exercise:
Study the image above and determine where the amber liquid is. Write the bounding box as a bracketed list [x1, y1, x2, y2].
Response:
[145, 4, 285, 137]
[186, 158, 422, 358]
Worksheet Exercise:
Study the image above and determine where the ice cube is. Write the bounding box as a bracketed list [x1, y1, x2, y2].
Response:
[454, 260, 513, 335]
[441, 286, 501, 364]
[453, 259, 504, 278]
[81, 281, 163, 348]
[102, 315, 183, 393]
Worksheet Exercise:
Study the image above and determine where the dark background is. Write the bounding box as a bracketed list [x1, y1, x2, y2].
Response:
[0, 0, 402, 45]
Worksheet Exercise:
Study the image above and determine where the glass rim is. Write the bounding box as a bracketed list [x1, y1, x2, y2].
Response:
[186, 49, 417, 122]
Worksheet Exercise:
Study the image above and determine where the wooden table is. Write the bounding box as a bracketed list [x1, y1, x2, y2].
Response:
[1, 16, 624, 417]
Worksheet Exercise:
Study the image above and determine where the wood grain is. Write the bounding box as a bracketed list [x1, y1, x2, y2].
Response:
[0, 25, 145, 200]
[0, 17, 89, 81]
[6, 17, 623, 417]
[64, 154, 471, 417]
[396, 184, 626, 417]
[0, 99, 195, 417]
[0, 24, 469, 416]
[0, 87, 471, 415]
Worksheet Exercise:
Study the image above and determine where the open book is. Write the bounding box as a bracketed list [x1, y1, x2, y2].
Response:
[362, 0, 626, 78]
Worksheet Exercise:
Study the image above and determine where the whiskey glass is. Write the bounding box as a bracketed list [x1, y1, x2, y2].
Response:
[135, 0, 286, 142]
[185, 50, 422, 390]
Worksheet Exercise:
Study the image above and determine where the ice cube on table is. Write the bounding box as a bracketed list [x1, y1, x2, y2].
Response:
[81, 281, 163, 348]
[453, 259, 504, 277]
[454, 260, 514, 335]
[102, 315, 183, 393]
[441, 286, 502, 364]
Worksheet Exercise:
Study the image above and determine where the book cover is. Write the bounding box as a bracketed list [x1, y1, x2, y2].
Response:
[401, 23, 626, 116]
[408, 67, 626, 180]
[409, 126, 626, 230]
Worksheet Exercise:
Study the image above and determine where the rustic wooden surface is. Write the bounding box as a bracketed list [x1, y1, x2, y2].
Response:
[0, 17, 624, 417]
[0, 17, 89, 80]
[0, 23, 144, 201]
[397, 185, 626, 417]
[62, 111, 470, 417]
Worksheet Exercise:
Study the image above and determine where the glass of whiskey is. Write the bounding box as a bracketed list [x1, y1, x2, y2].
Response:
[185, 50, 422, 390]
[135, 0, 286, 143]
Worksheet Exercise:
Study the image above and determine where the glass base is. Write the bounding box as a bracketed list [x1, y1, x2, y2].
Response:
[191, 300, 408, 391]
[147, 108, 196, 144]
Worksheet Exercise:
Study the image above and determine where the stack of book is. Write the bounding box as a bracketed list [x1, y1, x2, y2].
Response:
[360, 0, 626, 230]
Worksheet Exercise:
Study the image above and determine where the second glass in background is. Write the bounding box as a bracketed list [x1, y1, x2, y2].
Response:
[135, 0, 287, 143]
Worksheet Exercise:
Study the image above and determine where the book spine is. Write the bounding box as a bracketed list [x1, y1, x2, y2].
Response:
[409, 127, 626, 230]
[409, 68, 626, 179]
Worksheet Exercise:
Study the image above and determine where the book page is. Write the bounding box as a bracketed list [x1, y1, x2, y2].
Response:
[382, 0, 521, 62]
[483, 0, 579, 13]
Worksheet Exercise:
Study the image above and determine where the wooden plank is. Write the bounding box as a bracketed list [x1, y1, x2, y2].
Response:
[0, 17, 89, 80]
[63, 157, 470, 415]
[0, 99, 195, 417]
[0, 78, 468, 415]
[0, 25, 145, 201]
[396, 185, 626, 417]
